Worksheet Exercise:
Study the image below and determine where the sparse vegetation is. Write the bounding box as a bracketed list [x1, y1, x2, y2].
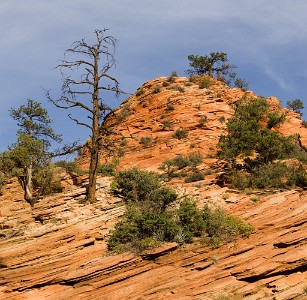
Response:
[118, 105, 131, 121]
[199, 115, 208, 125]
[159, 152, 203, 181]
[184, 171, 204, 183]
[198, 75, 211, 89]
[167, 85, 185, 93]
[136, 88, 145, 97]
[234, 78, 249, 90]
[109, 168, 254, 253]
[161, 120, 172, 129]
[172, 129, 188, 140]
[152, 86, 162, 94]
[219, 116, 225, 123]
[55, 160, 83, 175]
[139, 136, 152, 147]
[167, 71, 178, 83]
[120, 138, 127, 147]
[166, 103, 175, 111]
[97, 161, 118, 176]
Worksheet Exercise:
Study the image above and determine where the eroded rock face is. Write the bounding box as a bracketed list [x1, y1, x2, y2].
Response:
[1, 77, 307, 299]
[78, 76, 307, 174]
[1, 180, 306, 299]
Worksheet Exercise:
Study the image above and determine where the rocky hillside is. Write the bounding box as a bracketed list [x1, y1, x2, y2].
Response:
[79, 75, 307, 171]
[1, 76, 307, 299]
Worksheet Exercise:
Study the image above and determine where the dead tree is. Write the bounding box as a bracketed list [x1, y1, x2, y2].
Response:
[47, 29, 123, 203]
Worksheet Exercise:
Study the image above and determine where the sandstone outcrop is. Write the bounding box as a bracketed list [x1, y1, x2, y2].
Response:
[1, 77, 307, 299]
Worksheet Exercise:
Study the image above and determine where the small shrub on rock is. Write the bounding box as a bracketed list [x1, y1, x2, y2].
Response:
[184, 171, 204, 183]
[139, 136, 152, 147]
[136, 88, 145, 97]
[199, 76, 211, 89]
[152, 86, 162, 94]
[172, 129, 188, 140]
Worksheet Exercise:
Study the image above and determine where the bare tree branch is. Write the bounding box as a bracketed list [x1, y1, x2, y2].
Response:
[68, 114, 91, 130]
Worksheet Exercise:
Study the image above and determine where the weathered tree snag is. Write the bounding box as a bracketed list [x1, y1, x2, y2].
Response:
[47, 29, 123, 203]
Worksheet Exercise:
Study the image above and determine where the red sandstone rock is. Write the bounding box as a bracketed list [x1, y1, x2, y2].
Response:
[1, 77, 307, 299]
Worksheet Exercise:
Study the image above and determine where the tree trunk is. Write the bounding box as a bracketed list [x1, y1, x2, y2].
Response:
[209, 65, 213, 77]
[25, 164, 33, 204]
[86, 48, 100, 204]
[87, 145, 99, 203]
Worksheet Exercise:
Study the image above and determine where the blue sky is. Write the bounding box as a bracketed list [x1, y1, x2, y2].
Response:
[1, 0, 307, 152]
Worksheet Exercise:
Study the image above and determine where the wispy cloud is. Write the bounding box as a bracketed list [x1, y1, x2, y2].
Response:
[1, 0, 307, 150]
[264, 67, 296, 94]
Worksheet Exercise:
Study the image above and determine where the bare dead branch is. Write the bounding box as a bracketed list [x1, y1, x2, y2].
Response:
[51, 141, 83, 158]
[68, 114, 91, 130]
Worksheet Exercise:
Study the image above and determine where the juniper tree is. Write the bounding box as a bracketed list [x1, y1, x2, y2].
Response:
[187, 52, 236, 79]
[0, 99, 61, 203]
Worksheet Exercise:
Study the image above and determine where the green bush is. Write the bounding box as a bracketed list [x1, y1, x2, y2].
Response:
[120, 138, 127, 147]
[184, 171, 204, 183]
[33, 165, 63, 196]
[219, 116, 226, 123]
[199, 76, 211, 89]
[172, 129, 188, 140]
[108, 207, 180, 253]
[152, 86, 161, 94]
[109, 167, 254, 254]
[234, 78, 249, 90]
[0, 171, 4, 189]
[166, 103, 175, 111]
[217, 96, 307, 189]
[203, 205, 254, 245]
[227, 162, 307, 189]
[113, 168, 174, 204]
[188, 152, 203, 168]
[136, 88, 145, 97]
[55, 160, 82, 174]
[162, 120, 172, 129]
[139, 136, 152, 147]
[159, 153, 203, 180]
[108, 191, 254, 253]
[97, 162, 117, 176]
[171, 155, 190, 169]
[177, 199, 206, 241]
[167, 71, 178, 83]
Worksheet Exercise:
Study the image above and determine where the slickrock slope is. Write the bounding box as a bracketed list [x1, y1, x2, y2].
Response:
[1, 77, 307, 299]
[79, 76, 307, 171]
[1, 178, 307, 299]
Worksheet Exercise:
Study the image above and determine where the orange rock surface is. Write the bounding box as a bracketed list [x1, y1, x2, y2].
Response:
[1, 76, 307, 299]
